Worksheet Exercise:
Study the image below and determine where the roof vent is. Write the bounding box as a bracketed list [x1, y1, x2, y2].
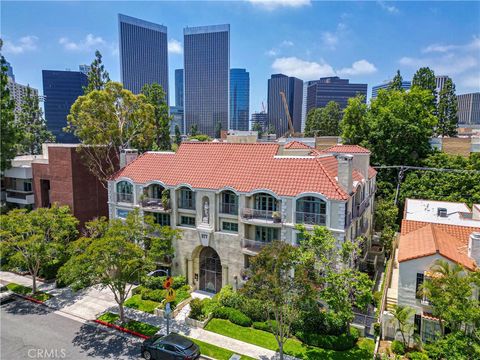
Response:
[437, 208, 448, 218]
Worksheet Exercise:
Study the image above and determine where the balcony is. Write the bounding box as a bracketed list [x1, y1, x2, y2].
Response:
[295, 211, 326, 226]
[220, 202, 238, 215]
[353, 198, 370, 218]
[241, 238, 274, 255]
[141, 197, 170, 211]
[116, 192, 133, 204]
[5, 190, 34, 205]
[241, 208, 282, 225]
[178, 199, 195, 210]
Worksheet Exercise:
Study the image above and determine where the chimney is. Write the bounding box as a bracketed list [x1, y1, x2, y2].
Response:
[473, 205, 480, 220]
[336, 154, 353, 194]
[468, 232, 480, 265]
[120, 149, 138, 168]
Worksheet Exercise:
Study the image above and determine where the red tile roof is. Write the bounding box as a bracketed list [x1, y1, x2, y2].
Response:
[284, 141, 312, 149]
[399, 220, 478, 270]
[113, 142, 350, 199]
[324, 144, 371, 154]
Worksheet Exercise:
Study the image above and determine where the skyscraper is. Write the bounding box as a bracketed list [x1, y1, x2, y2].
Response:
[42, 70, 88, 143]
[372, 80, 411, 98]
[267, 74, 303, 136]
[7, 78, 39, 120]
[457, 92, 480, 125]
[5, 61, 14, 81]
[301, 80, 317, 132]
[175, 69, 184, 108]
[78, 64, 91, 75]
[435, 75, 450, 103]
[184, 24, 230, 137]
[230, 68, 249, 131]
[251, 111, 268, 130]
[306, 76, 367, 115]
[118, 14, 169, 98]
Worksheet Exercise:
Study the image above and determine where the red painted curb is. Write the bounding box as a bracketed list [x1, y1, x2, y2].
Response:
[94, 319, 150, 339]
[24, 296, 44, 305]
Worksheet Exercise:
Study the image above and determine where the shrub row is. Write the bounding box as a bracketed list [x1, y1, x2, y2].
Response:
[252, 320, 278, 333]
[214, 285, 269, 322]
[212, 306, 252, 327]
[141, 275, 187, 290]
[295, 327, 360, 351]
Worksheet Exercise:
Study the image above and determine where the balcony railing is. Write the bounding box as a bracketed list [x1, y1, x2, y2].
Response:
[353, 198, 370, 218]
[220, 202, 238, 215]
[116, 192, 133, 203]
[5, 190, 33, 199]
[241, 208, 282, 223]
[295, 211, 326, 226]
[178, 199, 195, 210]
[141, 197, 170, 210]
[242, 238, 275, 254]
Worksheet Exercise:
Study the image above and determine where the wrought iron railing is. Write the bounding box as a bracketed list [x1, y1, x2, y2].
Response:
[178, 199, 195, 210]
[241, 208, 281, 223]
[141, 197, 170, 210]
[116, 192, 133, 203]
[241, 238, 275, 253]
[220, 202, 238, 215]
[295, 211, 326, 226]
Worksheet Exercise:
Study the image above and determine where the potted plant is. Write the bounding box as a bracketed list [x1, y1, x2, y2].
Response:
[161, 190, 170, 210]
[272, 211, 281, 223]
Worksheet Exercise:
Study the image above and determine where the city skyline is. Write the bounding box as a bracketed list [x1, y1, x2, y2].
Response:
[2, 1, 479, 116]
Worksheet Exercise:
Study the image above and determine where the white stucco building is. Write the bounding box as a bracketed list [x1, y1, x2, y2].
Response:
[108, 141, 377, 294]
[383, 199, 480, 342]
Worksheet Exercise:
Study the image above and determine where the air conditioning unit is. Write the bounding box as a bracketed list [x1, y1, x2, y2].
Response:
[437, 208, 448, 217]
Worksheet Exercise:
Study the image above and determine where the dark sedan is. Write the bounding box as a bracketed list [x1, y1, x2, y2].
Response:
[141, 333, 200, 360]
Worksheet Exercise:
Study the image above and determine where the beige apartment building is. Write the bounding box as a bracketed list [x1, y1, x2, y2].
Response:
[108, 142, 376, 294]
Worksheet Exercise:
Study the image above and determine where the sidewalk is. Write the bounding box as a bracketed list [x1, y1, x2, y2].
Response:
[0, 271, 50, 290]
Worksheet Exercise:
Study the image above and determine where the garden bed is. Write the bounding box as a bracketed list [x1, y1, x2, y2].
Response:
[155, 295, 192, 318]
[3, 282, 53, 302]
[96, 312, 159, 338]
[186, 313, 212, 328]
[205, 318, 375, 360]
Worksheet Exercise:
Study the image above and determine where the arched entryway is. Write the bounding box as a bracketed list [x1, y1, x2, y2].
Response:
[199, 247, 222, 294]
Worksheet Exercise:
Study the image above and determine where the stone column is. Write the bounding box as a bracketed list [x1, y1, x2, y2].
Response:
[187, 258, 194, 286]
[222, 265, 229, 287]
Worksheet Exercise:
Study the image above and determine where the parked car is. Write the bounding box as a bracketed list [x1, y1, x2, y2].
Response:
[141, 333, 200, 360]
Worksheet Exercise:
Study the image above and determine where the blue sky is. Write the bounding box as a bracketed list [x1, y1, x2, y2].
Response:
[2, 0, 479, 114]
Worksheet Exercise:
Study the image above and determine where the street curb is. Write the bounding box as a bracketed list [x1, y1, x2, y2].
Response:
[14, 293, 46, 305]
[94, 319, 150, 339]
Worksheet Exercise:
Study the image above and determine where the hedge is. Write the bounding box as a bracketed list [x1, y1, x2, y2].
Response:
[213, 306, 252, 327]
[295, 327, 360, 351]
[253, 320, 278, 334]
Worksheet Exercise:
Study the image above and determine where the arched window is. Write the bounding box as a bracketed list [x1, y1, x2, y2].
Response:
[178, 187, 195, 210]
[220, 190, 238, 215]
[116, 181, 133, 203]
[296, 196, 326, 225]
[254, 193, 278, 212]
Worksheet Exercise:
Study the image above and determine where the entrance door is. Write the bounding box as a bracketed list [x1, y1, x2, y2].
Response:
[199, 247, 222, 294]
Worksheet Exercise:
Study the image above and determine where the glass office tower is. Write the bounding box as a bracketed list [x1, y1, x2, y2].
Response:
[230, 69, 249, 131]
[175, 69, 184, 108]
[267, 74, 303, 136]
[118, 14, 169, 99]
[184, 24, 230, 137]
[42, 70, 88, 143]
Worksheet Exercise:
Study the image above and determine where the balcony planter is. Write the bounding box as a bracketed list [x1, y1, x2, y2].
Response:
[185, 313, 212, 328]
[272, 211, 281, 223]
[161, 191, 171, 210]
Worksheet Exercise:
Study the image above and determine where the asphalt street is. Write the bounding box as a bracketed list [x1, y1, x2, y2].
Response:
[1, 297, 143, 360]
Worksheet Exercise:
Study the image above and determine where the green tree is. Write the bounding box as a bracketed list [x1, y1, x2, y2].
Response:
[305, 103, 342, 137]
[437, 77, 458, 137]
[83, 50, 110, 94]
[412, 67, 437, 114]
[252, 121, 264, 138]
[174, 124, 182, 146]
[0, 38, 20, 171]
[340, 95, 369, 145]
[390, 305, 415, 346]
[214, 121, 222, 139]
[0, 205, 79, 292]
[190, 123, 198, 136]
[17, 86, 55, 155]
[66, 82, 155, 185]
[424, 332, 480, 360]
[389, 70, 404, 91]
[374, 198, 399, 232]
[267, 123, 276, 135]
[243, 241, 303, 360]
[141, 83, 171, 150]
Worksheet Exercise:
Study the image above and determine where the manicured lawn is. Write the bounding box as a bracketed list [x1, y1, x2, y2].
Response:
[125, 294, 160, 314]
[189, 338, 256, 360]
[205, 319, 375, 360]
[5, 282, 53, 301]
[97, 312, 160, 337]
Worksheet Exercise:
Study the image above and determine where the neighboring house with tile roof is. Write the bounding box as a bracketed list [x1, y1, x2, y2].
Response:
[108, 142, 376, 294]
[382, 198, 480, 343]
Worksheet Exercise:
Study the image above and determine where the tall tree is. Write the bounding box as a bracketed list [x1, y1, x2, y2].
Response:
[437, 77, 458, 137]
[0, 38, 20, 171]
[389, 305, 416, 346]
[389, 70, 404, 91]
[412, 66, 437, 114]
[174, 125, 182, 146]
[190, 123, 198, 137]
[340, 94, 369, 145]
[141, 83, 171, 150]
[252, 121, 264, 138]
[215, 121, 222, 139]
[17, 86, 55, 155]
[0, 205, 79, 293]
[66, 81, 155, 185]
[83, 50, 110, 94]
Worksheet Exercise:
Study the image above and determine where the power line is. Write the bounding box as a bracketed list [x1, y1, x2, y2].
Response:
[373, 165, 480, 174]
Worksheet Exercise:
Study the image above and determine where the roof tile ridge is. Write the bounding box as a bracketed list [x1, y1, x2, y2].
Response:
[314, 157, 347, 199]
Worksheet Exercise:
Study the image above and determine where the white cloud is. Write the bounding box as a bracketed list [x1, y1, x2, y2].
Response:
[59, 34, 106, 52]
[377, 1, 399, 14]
[3, 36, 38, 54]
[321, 32, 338, 47]
[168, 39, 183, 54]
[247, 0, 311, 11]
[399, 54, 477, 76]
[337, 60, 378, 76]
[280, 40, 294, 47]
[460, 74, 480, 90]
[272, 57, 335, 79]
[423, 36, 480, 53]
[265, 49, 278, 57]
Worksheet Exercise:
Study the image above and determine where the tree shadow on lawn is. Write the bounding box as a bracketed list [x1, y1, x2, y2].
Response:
[0, 297, 54, 316]
[72, 322, 143, 359]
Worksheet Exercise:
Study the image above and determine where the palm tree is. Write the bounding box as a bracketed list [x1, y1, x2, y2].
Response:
[390, 304, 415, 346]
